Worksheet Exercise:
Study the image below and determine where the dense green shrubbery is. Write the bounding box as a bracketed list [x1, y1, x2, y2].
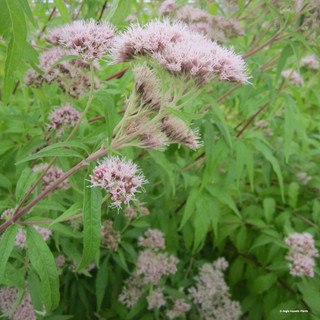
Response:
[0, 0, 319, 319]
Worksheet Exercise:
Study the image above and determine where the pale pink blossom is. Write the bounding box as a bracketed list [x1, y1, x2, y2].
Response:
[55, 254, 66, 267]
[281, 69, 304, 86]
[147, 287, 166, 310]
[33, 163, 70, 191]
[159, 0, 179, 16]
[1, 208, 14, 220]
[101, 220, 121, 251]
[124, 201, 150, 218]
[89, 156, 148, 210]
[176, 5, 212, 23]
[301, 54, 319, 71]
[15, 226, 52, 249]
[24, 47, 100, 98]
[118, 272, 145, 308]
[188, 258, 241, 320]
[285, 233, 318, 277]
[111, 19, 249, 85]
[48, 104, 80, 135]
[136, 249, 179, 284]
[297, 172, 312, 185]
[166, 298, 191, 319]
[46, 19, 116, 60]
[138, 229, 166, 251]
[0, 286, 36, 320]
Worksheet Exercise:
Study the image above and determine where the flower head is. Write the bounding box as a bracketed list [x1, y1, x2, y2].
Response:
[301, 54, 319, 71]
[25, 47, 100, 98]
[89, 156, 148, 210]
[137, 249, 179, 284]
[285, 232, 318, 277]
[0, 286, 36, 320]
[33, 163, 70, 191]
[46, 19, 116, 60]
[159, 0, 179, 17]
[15, 226, 52, 249]
[101, 220, 121, 251]
[162, 115, 202, 150]
[166, 298, 191, 319]
[111, 19, 249, 85]
[118, 272, 145, 308]
[147, 287, 166, 310]
[281, 69, 304, 86]
[138, 229, 166, 251]
[48, 104, 80, 135]
[188, 258, 241, 320]
[1, 208, 14, 221]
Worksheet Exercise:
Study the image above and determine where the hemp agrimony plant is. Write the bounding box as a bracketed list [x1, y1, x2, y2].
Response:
[0, 0, 319, 319]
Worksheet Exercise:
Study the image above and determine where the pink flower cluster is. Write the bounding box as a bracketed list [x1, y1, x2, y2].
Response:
[124, 201, 150, 218]
[166, 298, 191, 319]
[159, 2, 244, 43]
[48, 104, 80, 135]
[119, 230, 181, 312]
[33, 163, 70, 191]
[15, 226, 52, 249]
[0, 286, 36, 320]
[24, 47, 101, 98]
[159, 0, 179, 17]
[285, 233, 319, 277]
[147, 287, 166, 310]
[118, 272, 145, 308]
[89, 156, 148, 210]
[138, 228, 165, 251]
[301, 54, 319, 71]
[46, 19, 116, 60]
[137, 249, 179, 284]
[281, 69, 304, 86]
[188, 257, 242, 320]
[101, 220, 121, 251]
[1, 208, 14, 220]
[111, 19, 249, 85]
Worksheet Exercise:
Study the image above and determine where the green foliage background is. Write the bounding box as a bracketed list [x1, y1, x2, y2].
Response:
[0, 0, 319, 319]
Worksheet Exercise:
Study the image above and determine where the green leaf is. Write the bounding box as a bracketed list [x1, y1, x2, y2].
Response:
[298, 279, 320, 315]
[16, 147, 83, 164]
[179, 188, 200, 230]
[49, 202, 82, 227]
[236, 140, 254, 191]
[46, 54, 80, 73]
[288, 182, 299, 209]
[193, 193, 219, 251]
[17, 0, 38, 27]
[0, 224, 18, 284]
[96, 255, 109, 311]
[283, 96, 295, 162]
[15, 167, 38, 203]
[53, 0, 70, 22]
[77, 186, 102, 270]
[106, 0, 120, 21]
[1, 262, 25, 288]
[276, 44, 292, 82]
[94, 90, 117, 141]
[28, 271, 43, 312]
[3, 0, 27, 104]
[263, 198, 276, 223]
[26, 226, 60, 311]
[110, 0, 131, 24]
[250, 273, 277, 295]
[254, 141, 285, 202]
[148, 150, 175, 195]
